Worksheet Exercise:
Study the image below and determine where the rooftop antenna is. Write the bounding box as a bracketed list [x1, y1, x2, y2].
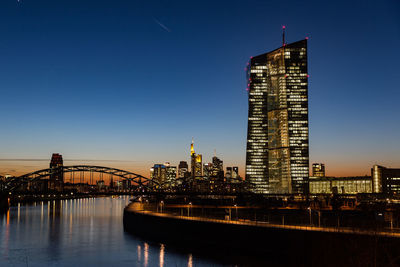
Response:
[282, 25, 286, 46]
[214, 149, 216, 157]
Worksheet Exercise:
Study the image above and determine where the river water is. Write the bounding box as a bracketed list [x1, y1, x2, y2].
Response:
[0, 196, 223, 267]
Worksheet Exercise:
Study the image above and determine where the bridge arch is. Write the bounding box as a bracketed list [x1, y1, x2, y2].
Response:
[4, 165, 159, 193]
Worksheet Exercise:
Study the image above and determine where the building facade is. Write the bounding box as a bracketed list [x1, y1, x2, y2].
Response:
[312, 163, 325, 177]
[203, 163, 213, 178]
[372, 165, 400, 195]
[245, 39, 309, 194]
[212, 156, 224, 179]
[150, 164, 166, 184]
[178, 161, 189, 178]
[309, 176, 372, 194]
[165, 164, 177, 187]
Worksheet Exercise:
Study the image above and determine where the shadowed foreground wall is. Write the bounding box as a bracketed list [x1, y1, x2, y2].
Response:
[124, 208, 400, 266]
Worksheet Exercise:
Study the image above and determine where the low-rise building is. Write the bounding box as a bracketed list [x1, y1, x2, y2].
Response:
[309, 176, 372, 194]
[372, 165, 400, 195]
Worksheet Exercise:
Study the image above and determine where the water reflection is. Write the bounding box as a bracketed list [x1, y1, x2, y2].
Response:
[144, 242, 149, 267]
[48, 200, 62, 261]
[0, 196, 221, 266]
[188, 254, 193, 267]
[160, 243, 165, 267]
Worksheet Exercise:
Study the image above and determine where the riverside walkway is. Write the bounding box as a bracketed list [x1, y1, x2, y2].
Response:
[125, 202, 400, 238]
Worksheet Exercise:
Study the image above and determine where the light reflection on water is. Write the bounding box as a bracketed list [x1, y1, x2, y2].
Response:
[0, 196, 220, 267]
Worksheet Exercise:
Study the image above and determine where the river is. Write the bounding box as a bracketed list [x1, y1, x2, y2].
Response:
[0, 196, 223, 267]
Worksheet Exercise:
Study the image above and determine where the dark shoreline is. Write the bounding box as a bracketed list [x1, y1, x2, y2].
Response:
[1, 193, 128, 212]
[124, 204, 400, 266]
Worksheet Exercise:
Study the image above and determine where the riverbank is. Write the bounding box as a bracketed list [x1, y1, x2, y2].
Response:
[124, 202, 400, 266]
[1, 193, 127, 211]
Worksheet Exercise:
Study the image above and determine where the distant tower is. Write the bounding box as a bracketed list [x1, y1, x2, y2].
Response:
[178, 161, 189, 178]
[191, 138, 195, 157]
[165, 162, 177, 187]
[190, 139, 196, 179]
[212, 156, 224, 180]
[49, 153, 64, 191]
[195, 154, 203, 178]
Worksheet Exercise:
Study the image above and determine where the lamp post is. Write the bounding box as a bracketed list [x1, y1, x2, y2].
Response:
[188, 202, 192, 217]
[318, 210, 321, 227]
[234, 204, 238, 220]
[308, 207, 312, 226]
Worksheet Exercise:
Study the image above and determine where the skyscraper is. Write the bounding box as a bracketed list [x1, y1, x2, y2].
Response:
[245, 36, 309, 194]
[190, 139, 203, 178]
[150, 164, 166, 184]
[195, 154, 203, 178]
[203, 163, 213, 178]
[178, 161, 189, 178]
[165, 163, 177, 187]
[212, 156, 224, 179]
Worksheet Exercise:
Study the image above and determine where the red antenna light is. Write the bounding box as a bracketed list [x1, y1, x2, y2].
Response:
[306, 36, 309, 40]
[307, 74, 310, 78]
[282, 25, 286, 46]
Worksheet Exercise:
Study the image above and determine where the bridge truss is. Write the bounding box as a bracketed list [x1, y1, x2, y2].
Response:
[2, 165, 159, 193]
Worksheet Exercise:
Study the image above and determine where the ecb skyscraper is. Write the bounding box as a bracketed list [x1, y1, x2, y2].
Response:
[245, 34, 309, 194]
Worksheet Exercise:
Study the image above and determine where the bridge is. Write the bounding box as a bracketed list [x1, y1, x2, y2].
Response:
[1, 165, 160, 193]
[0, 164, 249, 194]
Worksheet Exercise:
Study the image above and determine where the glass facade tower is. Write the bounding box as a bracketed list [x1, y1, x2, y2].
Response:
[245, 39, 309, 194]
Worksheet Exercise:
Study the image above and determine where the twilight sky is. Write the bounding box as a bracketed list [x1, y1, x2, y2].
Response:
[0, 0, 399, 178]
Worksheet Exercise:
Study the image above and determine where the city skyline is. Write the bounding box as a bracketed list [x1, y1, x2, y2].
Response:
[0, 0, 399, 179]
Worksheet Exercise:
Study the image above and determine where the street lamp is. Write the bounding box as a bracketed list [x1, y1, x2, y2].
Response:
[188, 202, 192, 217]
[308, 207, 312, 226]
[160, 201, 164, 213]
[234, 204, 238, 220]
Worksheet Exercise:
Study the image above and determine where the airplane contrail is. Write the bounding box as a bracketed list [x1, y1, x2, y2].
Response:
[152, 17, 171, 33]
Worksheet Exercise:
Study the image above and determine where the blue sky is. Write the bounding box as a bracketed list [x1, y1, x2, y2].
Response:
[0, 0, 399, 177]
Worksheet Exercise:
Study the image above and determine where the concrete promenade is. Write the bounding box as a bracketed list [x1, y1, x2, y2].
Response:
[124, 202, 400, 266]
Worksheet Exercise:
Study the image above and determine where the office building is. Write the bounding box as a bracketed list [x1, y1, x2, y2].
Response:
[232, 167, 239, 179]
[195, 154, 203, 178]
[150, 164, 166, 184]
[245, 36, 309, 194]
[309, 176, 372, 194]
[165, 165, 177, 186]
[312, 163, 325, 177]
[371, 165, 400, 195]
[190, 139, 203, 178]
[203, 163, 213, 178]
[226, 167, 239, 179]
[212, 156, 224, 179]
[226, 167, 233, 179]
[178, 161, 189, 178]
